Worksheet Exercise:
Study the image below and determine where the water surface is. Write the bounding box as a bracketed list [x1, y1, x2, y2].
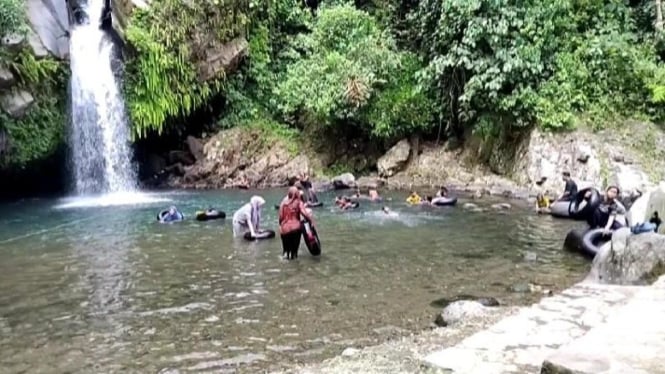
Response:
[0, 189, 588, 373]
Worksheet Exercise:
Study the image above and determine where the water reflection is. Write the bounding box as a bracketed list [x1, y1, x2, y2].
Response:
[0, 190, 589, 373]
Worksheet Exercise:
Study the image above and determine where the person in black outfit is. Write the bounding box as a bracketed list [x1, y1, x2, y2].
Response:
[650, 212, 662, 232]
[557, 171, 578, 201]
[587, 186, 626, 232]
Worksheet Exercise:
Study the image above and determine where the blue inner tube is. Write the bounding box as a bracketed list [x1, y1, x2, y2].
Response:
[582, 228, 611, 257]
[431, 196, 458, 206]
[244, 229, 276, 241]
[195, 210, 226, 221]
[157, 209, 184, 223]
[301, 220, 321, 256]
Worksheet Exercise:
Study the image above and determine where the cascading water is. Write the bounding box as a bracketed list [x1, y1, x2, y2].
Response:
[68, 0, 136, 195]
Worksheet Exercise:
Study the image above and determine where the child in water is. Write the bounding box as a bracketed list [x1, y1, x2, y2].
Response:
[535, 191, 550, 214]
[406, 191, 421, 205]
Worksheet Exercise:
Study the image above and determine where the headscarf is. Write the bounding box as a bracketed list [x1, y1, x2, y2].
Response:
[286, 186, 300, 204]
[249, 195, 265, 229]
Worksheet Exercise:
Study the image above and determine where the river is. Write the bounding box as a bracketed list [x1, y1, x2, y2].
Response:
[0, 189, 588, 373]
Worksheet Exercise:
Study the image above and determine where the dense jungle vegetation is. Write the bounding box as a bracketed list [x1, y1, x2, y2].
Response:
[124, 0, 665, 146]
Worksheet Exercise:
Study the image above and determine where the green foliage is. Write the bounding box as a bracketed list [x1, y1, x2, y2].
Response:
[0, 51, 67, 167]
[413, 0, 665, 135]
[124, 0, 249, 137]
[0, 0, 26, 36]
[275, 3, 427, 138]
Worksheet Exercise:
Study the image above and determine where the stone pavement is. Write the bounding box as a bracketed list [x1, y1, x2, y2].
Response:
[423, 278, 665, 373]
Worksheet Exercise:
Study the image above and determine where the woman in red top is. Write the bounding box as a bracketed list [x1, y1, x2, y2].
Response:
[279, 186, 316, 259]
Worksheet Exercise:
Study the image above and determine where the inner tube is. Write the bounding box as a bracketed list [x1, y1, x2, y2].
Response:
[343, 201, 359, 210]
[563, 228, 585, 254]
[569, 187, 601, 220]
[305, 201, 323, 208]
[431, 196, 458, 206]
[157, 209, 184, 223]
[581, 228, 611, 257]
[244, 229, 276, 241]
[195, 210, 226, 221]
[550, 187, 601, 220]
[301, 220, 321, 256]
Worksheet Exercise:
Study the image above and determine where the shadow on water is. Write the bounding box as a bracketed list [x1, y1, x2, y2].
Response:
[0, 189, 589, 372]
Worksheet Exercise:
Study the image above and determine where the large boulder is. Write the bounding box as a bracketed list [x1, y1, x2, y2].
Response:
[197, 37, 249, 81]
[186, 136, 204, 161]
[26, 0, 70, 59]
[332, 172, 356, 190]
[608, 163, 651, 201]
[626, 182, 665, 230]
[377, 139, 411, 177]
[0, 67, 15, 89]
[518, 129, 601, 194]
[356, 176, 384, 190]
[1, 90, 35, 118]
[588, 228, 665, 285]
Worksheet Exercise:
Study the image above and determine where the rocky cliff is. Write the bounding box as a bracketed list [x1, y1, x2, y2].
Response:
[144, 120, 665, 199]
[0, 0, 69, 196]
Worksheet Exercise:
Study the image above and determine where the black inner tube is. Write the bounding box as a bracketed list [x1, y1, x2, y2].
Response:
[244, 229, 276, 241]
[301, 220, 321, 256]
[582, 228, 611, 257]
[432, 197, 458, 206]
[569, 187, 601, 220]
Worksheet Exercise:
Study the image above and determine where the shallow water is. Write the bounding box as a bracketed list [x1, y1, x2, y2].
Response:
[0, 189, 588, 373]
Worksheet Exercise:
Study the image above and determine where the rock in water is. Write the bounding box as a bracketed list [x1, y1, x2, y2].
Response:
[589, 228, 665, 285]
[0, 90, 35, 118]
[434, 300, 489, 327]
[377, 139, 411, 177]
[332, 173, 356, 190]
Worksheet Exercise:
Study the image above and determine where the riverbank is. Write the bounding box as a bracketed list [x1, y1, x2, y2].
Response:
[282, 190, 665, 374]
[142, 121, 665, 203]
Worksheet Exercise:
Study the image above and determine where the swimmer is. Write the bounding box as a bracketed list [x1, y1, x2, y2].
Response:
[382, 206, 398, 217]
[406, 191, 421, 205]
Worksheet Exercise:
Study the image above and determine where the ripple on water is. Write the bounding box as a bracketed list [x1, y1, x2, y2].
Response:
[0, 189, 588, 373]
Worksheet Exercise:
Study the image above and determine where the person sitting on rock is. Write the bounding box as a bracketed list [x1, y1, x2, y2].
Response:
[557, 171, 577, 201]
[587, 186, 626, 233]
[535, 191, 550, 214]
[633, 211, 663, 234]
[436, 186, 449, 198]
[406, 191, 422, 205]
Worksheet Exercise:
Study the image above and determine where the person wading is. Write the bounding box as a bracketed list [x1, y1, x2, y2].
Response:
[279, 186, 316, 260]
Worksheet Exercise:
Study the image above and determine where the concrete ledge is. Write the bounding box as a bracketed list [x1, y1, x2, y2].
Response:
[542, 279, 665, 374]
[423, 282, 638, 374]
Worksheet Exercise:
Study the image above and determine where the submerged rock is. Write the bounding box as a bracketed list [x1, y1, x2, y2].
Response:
[430, 295, 500, 309]
[434, 300, 490, 327]
[491, 203, 511, 210]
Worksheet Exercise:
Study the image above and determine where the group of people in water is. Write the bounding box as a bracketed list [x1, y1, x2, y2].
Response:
[535, 171, 661, 235]
[159, 170, 662, 260]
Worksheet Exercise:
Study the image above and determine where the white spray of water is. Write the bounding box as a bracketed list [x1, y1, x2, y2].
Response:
[69, 0, 136, 195]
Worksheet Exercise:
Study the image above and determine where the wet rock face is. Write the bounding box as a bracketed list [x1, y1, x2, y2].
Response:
[0, 90, 35, 118]
[169, 127, 311, 189]
[377, 139, 410, 177]
[589, 228, 665, 285]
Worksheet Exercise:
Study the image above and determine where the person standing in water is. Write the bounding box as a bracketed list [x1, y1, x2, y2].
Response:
[279, 186, 316, 259]
[232, 195, 266, 238]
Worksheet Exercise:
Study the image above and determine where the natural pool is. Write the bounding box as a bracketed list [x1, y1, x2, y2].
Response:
[0, 189, 588, 373]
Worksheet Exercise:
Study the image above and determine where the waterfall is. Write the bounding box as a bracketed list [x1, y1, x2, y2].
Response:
[68, 0, 136, 195]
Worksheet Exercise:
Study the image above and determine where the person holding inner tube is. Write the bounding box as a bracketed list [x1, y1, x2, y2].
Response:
[232, 195, 266, 238]
[436, 186, 449, 198]
[586, 186, 626, 233]
[406, 191, 422, 205]
[279, 186, 316, 259]
[161, 206, 182, 223]
[556, 171, 578, 201]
